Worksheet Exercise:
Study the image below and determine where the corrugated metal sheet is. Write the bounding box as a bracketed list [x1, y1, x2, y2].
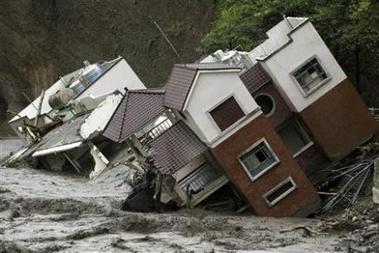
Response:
[150, 120, 207, 175]
[164, 63, 241, 111]
[102, 89, 166, 142]
[240, 63, 271, 93]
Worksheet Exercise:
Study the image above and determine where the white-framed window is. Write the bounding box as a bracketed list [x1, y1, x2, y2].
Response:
[277, 119, 313, 157]
[263, 177, 297, 207]
[238, 139, 279, 181]
[292, 57, 329, 96]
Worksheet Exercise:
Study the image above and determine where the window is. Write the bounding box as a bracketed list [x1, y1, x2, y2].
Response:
[255, 94, 275, 116]
[178, 163, 222, 194]
[278, 119, 312, 156]
[239, 140, 278, 180]
[293, 57, 328, 94]
[209, 96, 245, 131]
[263, 177, 297, 207]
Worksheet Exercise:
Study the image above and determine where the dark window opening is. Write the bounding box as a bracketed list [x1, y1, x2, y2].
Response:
[240, 142, 277, 179]
[256, 150, 267, 163]
[255, 94, 274, 115]
[209, 96, 245, 131]
[278, 120, 311, 156]
[293, 58, 328, 93]
[264, 178, 296, 206]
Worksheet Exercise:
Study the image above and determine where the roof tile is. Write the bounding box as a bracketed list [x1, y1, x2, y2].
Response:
[240, 63, 271, 93]
[150, 120, 207, 175]
[102, 89, 166, 142]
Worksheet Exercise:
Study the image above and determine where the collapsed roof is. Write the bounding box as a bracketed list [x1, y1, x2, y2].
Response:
[149, 120, 208, 175]
[102, 89, 166, 143]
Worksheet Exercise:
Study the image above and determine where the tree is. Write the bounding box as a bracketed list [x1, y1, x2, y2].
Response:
[202, 0, 379, 105]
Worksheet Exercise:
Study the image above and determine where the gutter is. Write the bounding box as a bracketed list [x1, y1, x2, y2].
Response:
[32, 141, 83, 157]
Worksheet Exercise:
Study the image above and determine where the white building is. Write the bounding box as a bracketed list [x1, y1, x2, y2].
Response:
[9, 56, 146, 141]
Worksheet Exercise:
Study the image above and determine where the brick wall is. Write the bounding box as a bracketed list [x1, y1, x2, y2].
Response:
[300, 79, 378, 160]
[253, 82, 293, 128]
[211, 114, 320, 217]
[295, 144, 329, 179]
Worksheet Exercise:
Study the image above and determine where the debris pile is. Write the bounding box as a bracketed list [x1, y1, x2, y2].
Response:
[321, 197, 379, 253]
[319, 159, 374, 212]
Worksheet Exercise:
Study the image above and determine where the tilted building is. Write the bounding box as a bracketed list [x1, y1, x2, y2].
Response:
[103, 17, 376, 217]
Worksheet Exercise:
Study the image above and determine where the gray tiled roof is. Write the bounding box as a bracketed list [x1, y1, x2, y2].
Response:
[164, 63, 240, 111]
[150, 120, 208, 175]
[239, 63, 271, 93]
[175, 63, 240, 70]
[102, 89, 166, 143]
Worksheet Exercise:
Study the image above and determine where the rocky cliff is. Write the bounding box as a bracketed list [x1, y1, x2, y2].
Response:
[0, 0, 216, 134]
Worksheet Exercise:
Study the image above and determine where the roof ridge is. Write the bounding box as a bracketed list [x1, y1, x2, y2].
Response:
[128, 88, 165, 94]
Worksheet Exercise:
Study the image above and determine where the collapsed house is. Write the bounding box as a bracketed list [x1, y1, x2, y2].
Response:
[100, 17, 376, 217]
[5, 57, 146, 177]
[6, 17, 377, 217]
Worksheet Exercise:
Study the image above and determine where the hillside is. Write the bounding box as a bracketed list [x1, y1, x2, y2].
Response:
[0, 0, 216, 134]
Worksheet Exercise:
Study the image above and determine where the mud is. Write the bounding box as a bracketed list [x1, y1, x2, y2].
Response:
[0, 166, 352, 252]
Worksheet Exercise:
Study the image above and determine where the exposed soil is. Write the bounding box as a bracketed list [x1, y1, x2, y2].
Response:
[0, 165, 355, 253]
[0, 0, 216, 135]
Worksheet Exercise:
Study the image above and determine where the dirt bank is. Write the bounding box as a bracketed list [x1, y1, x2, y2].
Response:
[0, 0, 216, 135]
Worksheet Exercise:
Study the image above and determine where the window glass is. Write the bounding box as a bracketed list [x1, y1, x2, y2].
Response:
[240, 142, 277, 179]
[293, 58, 328, 93]
[209, 96, 245, 131]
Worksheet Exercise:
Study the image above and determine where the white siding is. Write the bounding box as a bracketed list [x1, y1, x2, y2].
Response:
[78, 59, 145, 98]
[185, 70, 261, 145]
[10, 79, 65, 123]
[10, 58, 145, 124]
[259, 22, 347, 112]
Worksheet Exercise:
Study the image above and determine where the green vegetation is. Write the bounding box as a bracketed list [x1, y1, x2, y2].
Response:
[202, 0, 379, 105]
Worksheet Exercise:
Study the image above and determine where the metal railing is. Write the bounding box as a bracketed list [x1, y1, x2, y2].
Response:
[138, 118, 173, 147]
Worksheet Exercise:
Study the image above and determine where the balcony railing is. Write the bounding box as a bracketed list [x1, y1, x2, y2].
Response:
[138, 117, 173, 147]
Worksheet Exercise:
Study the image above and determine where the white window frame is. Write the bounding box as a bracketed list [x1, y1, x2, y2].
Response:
[238, 138, 280, 182]
[207, 94, 247, 133]
[263, 177, 297, 207]
[277, 118, 314, 158]
[290, 55, 331, 97]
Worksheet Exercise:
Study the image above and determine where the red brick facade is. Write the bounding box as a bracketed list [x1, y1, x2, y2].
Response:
[253, 82, 329, 178]
[253, 82, 293, 128]
[300, 79, 377, 160]
[295, 144, 329, 178]
[211, 114, 320, 217]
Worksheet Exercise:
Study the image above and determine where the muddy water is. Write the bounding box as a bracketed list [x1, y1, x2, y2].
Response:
[0, 166, 343, 252]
